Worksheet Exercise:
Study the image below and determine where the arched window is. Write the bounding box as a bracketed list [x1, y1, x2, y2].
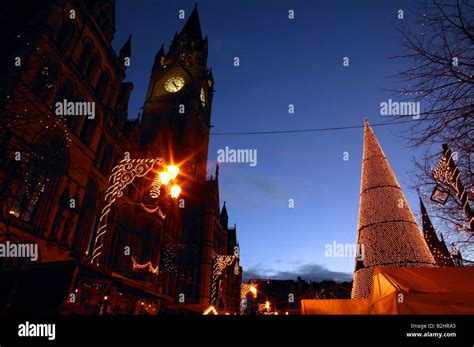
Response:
[56, 20, 75, 53]
[79, 116, 96, 145]
[10, 134, 67, 228]
[30, 60, 58, 102]
[77, 43, 92, 72]
[85, 53, 98, 80]
[99, 144, 113, 175]
[66, 94, 83, 132]
[74, 178, 99, 256]
[95, 71, 109, 100]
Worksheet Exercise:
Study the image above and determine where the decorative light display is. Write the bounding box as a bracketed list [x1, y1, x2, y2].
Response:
[203, 305, 218, 315]
[90, 158, 181, 265]
[352, 120, 436, 299]
[160, 244, 185, 275]
[240, 284, 257, 314]
[131, 256, 159, 275]
[210, 254, 238, 305]
[432, 144, 473, 232]
[149, 173, 162, 199]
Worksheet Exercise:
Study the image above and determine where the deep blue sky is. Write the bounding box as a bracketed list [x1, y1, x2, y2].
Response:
[113, 0, 425, 282]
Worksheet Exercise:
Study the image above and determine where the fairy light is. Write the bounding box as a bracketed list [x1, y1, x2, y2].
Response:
[161, 244, 185, 275]
[352, 121, 436, 299]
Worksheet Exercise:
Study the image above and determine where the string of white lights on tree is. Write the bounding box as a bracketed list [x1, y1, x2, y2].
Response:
[160, 244, 185, 275]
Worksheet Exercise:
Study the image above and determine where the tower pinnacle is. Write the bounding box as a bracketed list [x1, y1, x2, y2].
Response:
[180, 5, 202, 40]
[419, 195, 454, 267]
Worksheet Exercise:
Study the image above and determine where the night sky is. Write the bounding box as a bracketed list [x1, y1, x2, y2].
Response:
[112, 0, 426, 282]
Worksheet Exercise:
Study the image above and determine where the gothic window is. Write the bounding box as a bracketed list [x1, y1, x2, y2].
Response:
[66, 94, 83, 132]
[95, 71, 109, 100]
[99, 144, 113, 175]
[77, 43, 92, 72]
[56, 20, 76, 53]
[10, 135, 67, 226]
[79, 117, 96, 145]
[30, 60, 58, 102]
[74, 178, 99, 256]
[85, 53, 98, 80]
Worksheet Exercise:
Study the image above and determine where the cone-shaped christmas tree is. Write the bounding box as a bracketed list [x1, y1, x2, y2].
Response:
[419, 195, 455, 267]
[351, 120, 436, 298]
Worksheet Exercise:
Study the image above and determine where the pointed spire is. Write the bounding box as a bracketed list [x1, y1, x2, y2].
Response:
[180, 5, 202, 40]
[352, 120, 436, 299]
[119, 35, 132, 60]
[221, 201, 228, 218]
[419, 195, 455, 267]
[153, 43, 165, 69]
[220, 201, 229, 229]
[157, 43, 164, 56]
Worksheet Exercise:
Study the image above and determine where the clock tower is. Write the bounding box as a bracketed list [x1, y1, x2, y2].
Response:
[140, 5, 214, 181]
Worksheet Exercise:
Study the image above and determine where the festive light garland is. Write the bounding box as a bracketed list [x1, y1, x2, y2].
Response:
[160, 244, 185, 275]
[91, 158, 163, 264]
[203, 305, 218, 315]
[210, 254, 238, 305]
[131, 256, 159, 275]
[149, 173, 162, 199]
[432, 144, 473, 231]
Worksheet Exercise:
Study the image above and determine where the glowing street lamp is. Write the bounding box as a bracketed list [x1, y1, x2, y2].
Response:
[249, 285, 257, 298]
[170, 185, 181, 199]
[265, 301, 270, 311]
[167, 165, 179, 179]
[159, 171, 172, 185]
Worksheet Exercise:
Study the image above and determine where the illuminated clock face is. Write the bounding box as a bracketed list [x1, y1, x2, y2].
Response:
[200, 87, 206, 107]
[164, 76, 185, 93]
